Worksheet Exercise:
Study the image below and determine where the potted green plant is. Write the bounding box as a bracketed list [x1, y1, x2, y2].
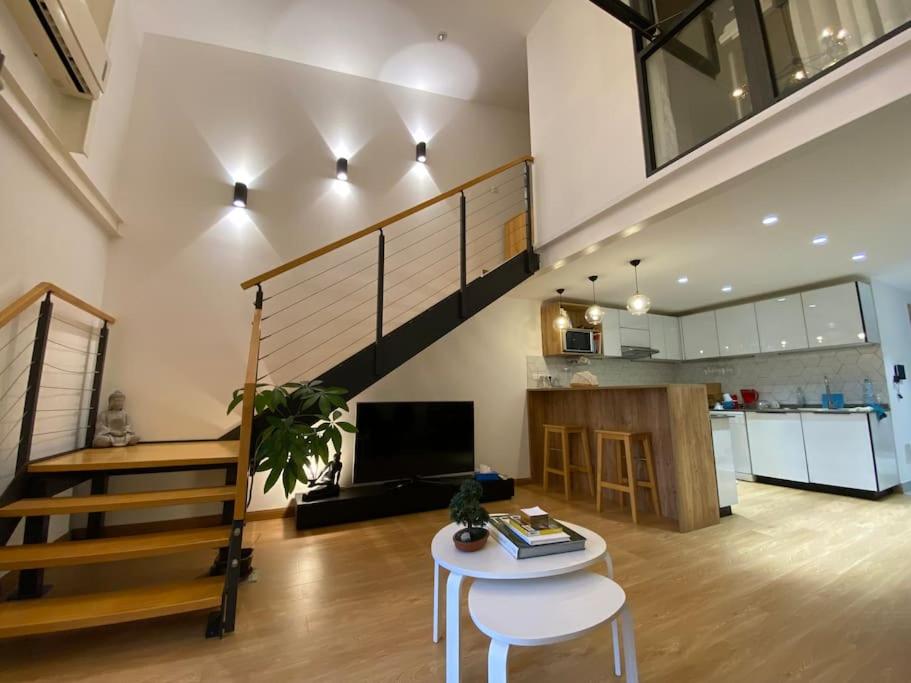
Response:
[227, 380, 356, 497]
[449, 479, 490, 552]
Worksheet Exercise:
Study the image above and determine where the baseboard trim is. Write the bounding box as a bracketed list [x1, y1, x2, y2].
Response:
[247, 506, 294, 522]
[514, 477, 533, 486]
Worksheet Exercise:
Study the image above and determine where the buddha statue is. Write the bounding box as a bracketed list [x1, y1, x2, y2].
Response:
[92, 390, 140, 448]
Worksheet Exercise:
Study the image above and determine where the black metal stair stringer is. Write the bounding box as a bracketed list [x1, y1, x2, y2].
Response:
[221, 250, 539, 441]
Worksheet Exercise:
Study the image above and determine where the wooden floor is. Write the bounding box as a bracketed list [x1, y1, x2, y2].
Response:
[2, 481, 911, 681]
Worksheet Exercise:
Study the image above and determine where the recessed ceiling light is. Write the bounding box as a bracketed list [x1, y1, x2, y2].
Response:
[677, 276, 689, 284]
[776, 297, 787, 302]
[857, 332, 867, 340]
[812, 234, 829, 246]
[852, 252, 867, 262]
[762, 214, 779, 226]
[721, 285, 733, 294]
[437, 31, 448, 42]
[808, 303, 817, 308]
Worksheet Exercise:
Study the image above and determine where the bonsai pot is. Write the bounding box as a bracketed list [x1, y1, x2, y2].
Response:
[453, 527, 489, 552]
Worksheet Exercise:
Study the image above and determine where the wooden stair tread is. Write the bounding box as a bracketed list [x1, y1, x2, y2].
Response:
[0, 526, 231, 570]
[0, 577, 224, 638]
[0, 486, 235, 517]
[28, 441, 239, 473]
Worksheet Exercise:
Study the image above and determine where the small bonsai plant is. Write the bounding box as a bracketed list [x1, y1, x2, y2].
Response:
[449, 479, 490, 551]
[227, 380, 356, 497]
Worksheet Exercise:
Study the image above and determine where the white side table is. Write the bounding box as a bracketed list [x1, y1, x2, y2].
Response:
[431, 521, 617, 683]
[469, 573, 638, 683]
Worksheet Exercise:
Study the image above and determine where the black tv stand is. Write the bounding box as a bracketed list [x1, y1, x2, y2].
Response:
[295, 476, 514, 530]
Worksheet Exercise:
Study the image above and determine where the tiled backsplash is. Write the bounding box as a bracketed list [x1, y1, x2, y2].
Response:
[528, 346, 888, 405]
[528, 355, 677, 388]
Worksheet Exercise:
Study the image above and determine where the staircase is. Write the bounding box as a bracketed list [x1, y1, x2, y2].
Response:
[0, 155, 537, 640]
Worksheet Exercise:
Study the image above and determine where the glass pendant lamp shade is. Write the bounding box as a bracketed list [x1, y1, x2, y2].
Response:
[584, 275, 604, 324]
[626, 292, 651, 315]
[552, 288, 571, 331]
[626, 259, 651, 316]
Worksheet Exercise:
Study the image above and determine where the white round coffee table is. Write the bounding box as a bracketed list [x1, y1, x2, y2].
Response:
[431, 521, 617, 683]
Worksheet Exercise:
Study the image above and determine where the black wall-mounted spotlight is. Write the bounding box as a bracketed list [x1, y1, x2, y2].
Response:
[232, 182, 248, 208]
[416, 141, 427, 163]
[336, 158, 349, 181]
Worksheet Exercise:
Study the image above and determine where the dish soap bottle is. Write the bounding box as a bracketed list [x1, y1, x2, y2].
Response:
[863, 378, 875, 405]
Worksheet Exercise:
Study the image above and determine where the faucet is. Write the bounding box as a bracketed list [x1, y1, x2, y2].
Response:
[824, 376, 832, 409]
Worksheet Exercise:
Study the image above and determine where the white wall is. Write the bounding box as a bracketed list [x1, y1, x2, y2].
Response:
[527, 1, 911, 263]
[0, 115, 111, 543]
[872, 280, 911, 486]
[95, 34, 532, 520]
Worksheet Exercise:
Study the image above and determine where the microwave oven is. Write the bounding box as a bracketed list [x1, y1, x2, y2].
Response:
[562, 328, 596, 354]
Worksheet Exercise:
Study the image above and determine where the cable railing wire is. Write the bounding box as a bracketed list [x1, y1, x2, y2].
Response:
[261, 260, 378, 322]
[0, 391, 27, 424]
[263, 241, 377, 302]
[0, 366, 31, 404]
[0, 316, 38, 356]
[384, 202, 461, 245]
[51, 316, 101, 336]
[260, 277, 378, 343]
[44, 364, 97, 375]
[46, 338, 96, 354]
[32, 426, 88, 438]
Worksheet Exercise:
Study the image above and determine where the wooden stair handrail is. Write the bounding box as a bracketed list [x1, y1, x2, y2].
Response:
[234, 306, 262, 520]
[240, 155, 534, 290]
[0, 282, 115, 328]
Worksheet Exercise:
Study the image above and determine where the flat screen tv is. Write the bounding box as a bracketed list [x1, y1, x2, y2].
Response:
[353, 401, 474, 484]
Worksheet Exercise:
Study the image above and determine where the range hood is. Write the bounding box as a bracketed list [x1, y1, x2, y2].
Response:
[621, 345, 659, 360]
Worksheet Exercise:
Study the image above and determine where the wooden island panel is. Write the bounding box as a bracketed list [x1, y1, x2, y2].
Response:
[527, 385, 719, 533]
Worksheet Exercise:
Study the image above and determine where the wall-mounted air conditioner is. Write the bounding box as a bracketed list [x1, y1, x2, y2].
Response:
[5, 0, 110, 99]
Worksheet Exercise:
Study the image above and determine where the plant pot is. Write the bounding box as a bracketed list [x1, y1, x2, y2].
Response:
[452, 527, 489, 552]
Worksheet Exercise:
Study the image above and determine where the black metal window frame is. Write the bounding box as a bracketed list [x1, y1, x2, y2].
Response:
[632, 0, 911, 175]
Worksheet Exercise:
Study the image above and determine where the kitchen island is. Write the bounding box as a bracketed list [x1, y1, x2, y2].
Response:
[527, 384, 718, 532]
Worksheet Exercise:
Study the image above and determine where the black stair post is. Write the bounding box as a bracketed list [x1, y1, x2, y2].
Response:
[16, 479, 50, 599]
[84, 322, 109, 449]
[16, 294, 53, 471]
[459, 191, 468, 318]
[375, 229, 385, 376]
[524, 161, 535, 274]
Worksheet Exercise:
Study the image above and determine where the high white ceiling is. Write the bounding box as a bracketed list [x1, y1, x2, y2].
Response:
[514, 95, 911, 312]
[131, 0, 550, 110]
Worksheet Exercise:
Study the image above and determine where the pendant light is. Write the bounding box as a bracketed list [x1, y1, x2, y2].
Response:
[552, 288, 571, 331]
[584, 275, 604, 325]
[626, 259, 651, 316]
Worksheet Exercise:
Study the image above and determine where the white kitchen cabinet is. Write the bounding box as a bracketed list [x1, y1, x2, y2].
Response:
[710, 414, 739, 508]
[681, 311, 720, 360]
[745, 412, 809, 482]
[802, 283, 867, 348]
[728, 411, 753, 480]
[716, 303, 760, 357]
[599, 308, 622, 357]
[755, 294, 809, 352]
[648, 314, 666, 358]
[802, 413, 877, 490]
[618, 310, 650, 330]
[663, 316, 682, 360]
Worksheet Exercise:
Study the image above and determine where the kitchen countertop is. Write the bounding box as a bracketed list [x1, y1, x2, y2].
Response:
[710, 405, 885, 415]
[527, 384, 688, 392]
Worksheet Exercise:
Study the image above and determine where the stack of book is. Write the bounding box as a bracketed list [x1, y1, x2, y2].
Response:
[488, 512, 586, 559]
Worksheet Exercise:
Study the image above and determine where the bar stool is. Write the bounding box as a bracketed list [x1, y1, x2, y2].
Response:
[594, 430, 660, 524]
[542, 424, 594, 500]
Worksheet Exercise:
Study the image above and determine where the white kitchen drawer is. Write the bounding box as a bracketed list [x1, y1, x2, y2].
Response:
[802, 413, 877, 490]
[745, 412, 809, 482]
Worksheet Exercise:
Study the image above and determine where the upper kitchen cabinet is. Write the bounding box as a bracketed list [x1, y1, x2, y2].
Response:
[803, 282, 880, 348]
[648, 314, 682, 360]
[715, 303, 760, 357]
[618, 310, 650, 330]
[600, 308, 622, 358]
[681, 311, 720, 359]
[755, 294, 809, 352]
[663, 316, 683, 360]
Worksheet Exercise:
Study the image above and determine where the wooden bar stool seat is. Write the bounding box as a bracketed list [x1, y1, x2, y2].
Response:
[594, 430, 660, 524]
[542, 424, 594, 501]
